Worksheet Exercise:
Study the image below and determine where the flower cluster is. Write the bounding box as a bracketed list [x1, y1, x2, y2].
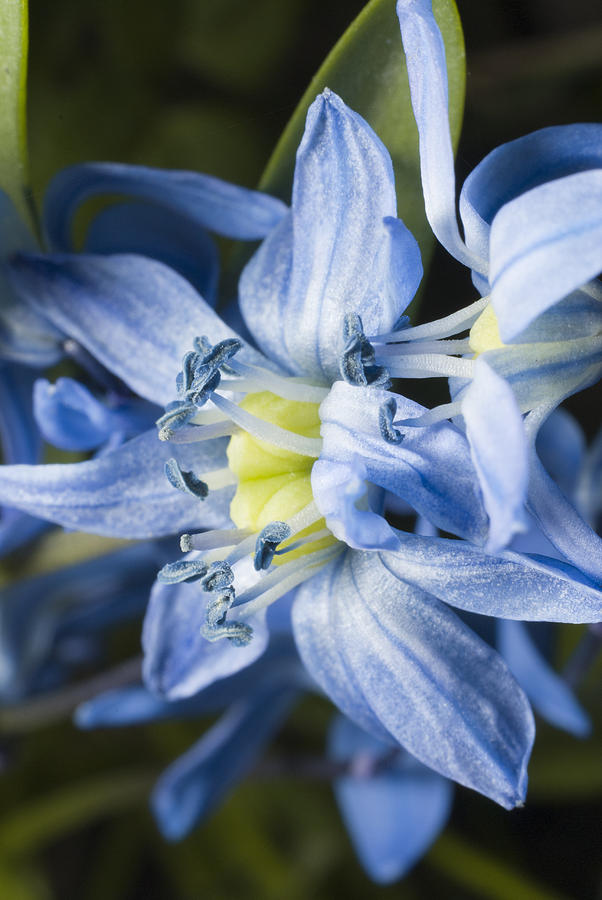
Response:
[0, 0, 600, 885]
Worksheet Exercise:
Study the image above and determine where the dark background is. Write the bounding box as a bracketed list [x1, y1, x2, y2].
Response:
[1, 1, 599, 897]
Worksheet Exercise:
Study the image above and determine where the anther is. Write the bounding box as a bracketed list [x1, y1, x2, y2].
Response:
[156, 401, 197, 440]
[253, 521, 292, 571]
[164, 458, 209, 499]
[158, 559, 209, 584]
[200, 560, 234, 592]
[340, 314, 391, 388]
[378, 398, 403, 444]
[201, 620, 253, 646]
[205, 587, 235, 628]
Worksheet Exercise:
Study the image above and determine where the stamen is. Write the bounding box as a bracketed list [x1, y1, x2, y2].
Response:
[210, 393, 322, 457]
[394, 400, 463, 428]
[375, 338, 472, 357]
[379, 354, 475, 379]
[275, 527, 332, 555]
[340, 315, 391, 388]
[205, 587, 235, 628]
[201, 620, 253, 646]
[200, 561, 234, 592]
[379, 399, 403, 444]
[158, 559, 208, 584]
[198, 467, 238, 490]
[180, 528, 252, 553]
[162, 421, 239, 443]
[156, 401, 197, 440]
[225, 361, 329, 403]
[164, 458, 208, 500]
[254, 521, 292, 571]
[369, 297, 490, 343]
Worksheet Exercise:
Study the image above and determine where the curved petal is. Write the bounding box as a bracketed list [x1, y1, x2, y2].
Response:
[497, 619, 590, 738]
[151, 687, 296, 840]
[460, 124, 602, 266]
[462, 358, 528, 552]
[8, 252, 265, 406]
[313, 381, 487, 547]
[382, 530, 602, 622]
[142, 565, 268, 700]
[43, 161, 288, 251]
[0, 428, 233, 538]
[85, 201, 219, 304]
[396, 0, 480, 270]
[329, 716, 452, 884]
[240, 90, 418, 382]
[577, 426, 602, 527]
[536, 407, 585, 500]
[293, 549, 534, 808]
[489, 170, 602, 340]
[34, 377, 116, 451]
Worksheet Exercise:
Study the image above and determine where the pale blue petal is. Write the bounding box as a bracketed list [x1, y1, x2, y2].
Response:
[314, 382, 487, 547]
[329, 716, 452, 883]
[0, 191, 62, 366]
[142, 564, 268, 700]
[293, 549, 534, 807]
[460, 124, 602, 268]
[527, 453, 602, 585]
[43, 161, 287, 250]
[396, 0, 481, 270]
[383, 530, 602, 622]
[577, 427, 602, 527]
[8, 252, 267, 405]
[510, 288, 602, 346]
[489, 170, 602, 340]
[85, 201, 219, 304]
[152, 687, 296, 840]
[240, 90, 418, 381]
[497, 619, 591, 737]
[0, 429, 232, 538]
[462, 358, 528, 552]
[536, 408, 585, 499]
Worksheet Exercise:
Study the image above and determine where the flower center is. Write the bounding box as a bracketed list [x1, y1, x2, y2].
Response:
[468, 304, 505, 355]
[227, 391, 335, 563]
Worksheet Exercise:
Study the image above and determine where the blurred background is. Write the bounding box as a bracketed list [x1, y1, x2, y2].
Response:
[0, 0, 599, 896]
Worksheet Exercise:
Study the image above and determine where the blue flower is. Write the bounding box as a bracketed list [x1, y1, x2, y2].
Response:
[1, 89, 601, 811]
[357, 0, 602, 560]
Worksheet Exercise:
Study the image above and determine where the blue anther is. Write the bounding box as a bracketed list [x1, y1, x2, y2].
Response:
[164, 458, 208, 500]
[193, 336, 241, 376]
[340, 315, 391, 388]
[158, 559, 208, 584]
[205, 587, 235, 628]
[156, 401, 197, 441]
[253, 521, 292, 571]
[201, 620, 253, 646]
[379, 398, 403, 444]
[200, 560, 234, 592]
[177, 350, 203, 396]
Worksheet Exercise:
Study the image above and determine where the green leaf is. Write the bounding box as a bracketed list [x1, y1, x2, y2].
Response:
[0, 0, 33, 227]
[258, 0, 465, 260]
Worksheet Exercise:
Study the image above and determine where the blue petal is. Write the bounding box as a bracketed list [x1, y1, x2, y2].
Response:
[396, 0, 481, 270]
[85, 201, 219, 304]
[527, 453, 602, 585]
[313, 381, 487, 547]
[152, 687, 296, 840]
[76, 685, 213, 728]
[8, 252, 268, 406]
[462, 359, 528, 552]
[143, 564, 268, 700]
[293, 549, 534, 807]
[577, 426, 602, 527]
[497, 620, 591, 738]
[329, 716, 452, 883]
[489, 170, 602, 340]
[459, 124, 602, 269]
[536, 408, 585, 499]
[0, 429, 232, 538]
[240, 90, 419, 382]
[43, 161, 288, 251]
[382, 530, 602, 622]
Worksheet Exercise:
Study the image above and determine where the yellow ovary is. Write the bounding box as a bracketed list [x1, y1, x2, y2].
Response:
[226, 392, 336, 562]
[469, 303, 505, 355]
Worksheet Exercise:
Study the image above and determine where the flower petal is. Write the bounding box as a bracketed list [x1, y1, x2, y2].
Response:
[396, 0, 481, 270]
[8, 252, 264, 405]
[489, 170, 602, 340]
[313, 381, 487, 547]
[329, 715, 452, 883]
[462, 358, 528, 552]
[142, 567, 268, 700]
[536, 407, 585, 500]
[151, 687, 296, 840]
[460, 124, 602, 269]
[497, 619, 590, 738]
[240, 90, 418, 381]
[382, 530, 602, 622]
[293, 549, 534, 807]
[84, 201, 219, 304]
[43, 161, 287, 251]
[0, 429, 232, 538]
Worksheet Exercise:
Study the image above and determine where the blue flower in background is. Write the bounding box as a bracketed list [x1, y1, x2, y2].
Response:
[2, 86, 601, 815]
[340, 0, 602, 570]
